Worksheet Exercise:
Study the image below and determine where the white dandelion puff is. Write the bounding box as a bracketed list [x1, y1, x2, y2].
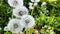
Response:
[41, 2, 47, 6]
[20, 15, 35, 28]
[13, 6, 29, 18]
[31, 0, 40, 3]
[8, 0, 23, 7]
[5, 19, 24, 33]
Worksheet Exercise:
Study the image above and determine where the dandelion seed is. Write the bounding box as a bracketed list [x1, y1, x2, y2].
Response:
[8, 0, 23, 7]
[13, 6, 29, 18]
[20, 15, 35, 28]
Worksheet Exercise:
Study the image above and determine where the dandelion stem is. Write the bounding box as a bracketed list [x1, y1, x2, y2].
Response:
[30, 28, 33, 34]
[31, 4, 35, 15]
[31, 9, 34, 15]
[12, 32, 14, 34]
[25, 28, 29, 34]
[12, 13, 13, 19]
[6, 30, 8, 34]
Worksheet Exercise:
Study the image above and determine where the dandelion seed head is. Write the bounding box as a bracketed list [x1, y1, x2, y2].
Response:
[5, 19, 24, 33]
[20, 15, 35, 28]
[8, 0, 23, 7]
[13, 6, 29, 18]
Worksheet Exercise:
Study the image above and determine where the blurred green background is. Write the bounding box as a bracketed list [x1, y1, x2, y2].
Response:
[0, 0, 60, 34]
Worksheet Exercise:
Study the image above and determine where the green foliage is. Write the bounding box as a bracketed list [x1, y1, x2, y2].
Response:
[0, 0, 60, 34]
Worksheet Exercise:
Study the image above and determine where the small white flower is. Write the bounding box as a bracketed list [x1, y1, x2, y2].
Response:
[20, 15, 35, 28]
[5, 19, 24, 33]
[34, 3, 38, 6]
[50, 30, 55, 34]
[31, 0, 40, 3]
[46, 30, 49, 32]
[0, 27, 2, 30]
[44, 25, 47, 28]
[13, 6, 29, 18]
[29, 2, 33, 6]
[8, 0, 23, 7]
[9, 17, 12, 20]
[50, 32, 55, 34]
[41, 2, 47, 6]
[29, 6, 34, 10]
[48, 26, 51, 29]
[29, 2, 34, 9]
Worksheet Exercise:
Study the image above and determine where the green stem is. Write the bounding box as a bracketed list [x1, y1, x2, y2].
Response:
[12, 14, 13, 19]
[25, 28, 27, 34]
[31, 9, 34, 15]
[6, 30, 8, 34]
[25, 28, 30, 34]
[31, 4, 35, 15]
[30, 28, 33, 34]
